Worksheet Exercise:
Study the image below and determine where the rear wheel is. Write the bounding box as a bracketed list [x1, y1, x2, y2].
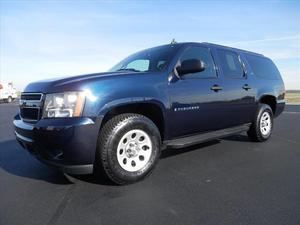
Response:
[247, 104, 273, 142]
[95, 113, 161, 185]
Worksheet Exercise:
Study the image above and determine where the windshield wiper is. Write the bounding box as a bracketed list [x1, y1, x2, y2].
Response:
[117, 68, 141, 72]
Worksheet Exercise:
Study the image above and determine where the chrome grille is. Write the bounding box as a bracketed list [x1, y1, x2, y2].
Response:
[19, 93, 43, 122]
[20, 93, 43, 101]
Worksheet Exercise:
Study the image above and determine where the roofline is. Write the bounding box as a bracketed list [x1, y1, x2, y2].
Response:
[142, 41, 265, 57]
[201, 42, 264, 57]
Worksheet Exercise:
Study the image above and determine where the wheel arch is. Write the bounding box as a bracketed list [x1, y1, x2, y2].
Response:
[99, 99, 166, 140]
[258, 94, 277, 114]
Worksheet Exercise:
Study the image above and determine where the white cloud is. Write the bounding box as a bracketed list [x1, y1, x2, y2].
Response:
[228, 35, 300, 45]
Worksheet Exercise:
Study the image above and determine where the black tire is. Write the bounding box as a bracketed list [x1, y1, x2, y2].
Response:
[247, 103, 273, 142]
[95, 113, 161, 185]
[7, 96, 12, 103]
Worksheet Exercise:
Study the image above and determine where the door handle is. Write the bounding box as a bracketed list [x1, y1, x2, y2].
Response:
[243, 84, 251, 90]
[211, 85, 222, 92]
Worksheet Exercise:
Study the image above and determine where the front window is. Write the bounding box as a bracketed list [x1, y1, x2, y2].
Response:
[178, 46, 217, 79]
[109, 45, 180, 73]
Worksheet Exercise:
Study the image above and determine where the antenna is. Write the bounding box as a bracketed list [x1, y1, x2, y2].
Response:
[171, 38, 177, 44]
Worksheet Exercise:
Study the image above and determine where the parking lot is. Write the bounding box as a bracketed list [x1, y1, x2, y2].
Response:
[1, 103, 300, 225]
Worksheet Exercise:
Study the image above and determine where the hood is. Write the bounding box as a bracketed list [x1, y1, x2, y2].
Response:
[23, 71, 140, 93]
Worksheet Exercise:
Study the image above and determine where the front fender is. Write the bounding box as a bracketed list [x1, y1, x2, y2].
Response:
[81, 73, 169, 118]
[98, 97, 167, 117]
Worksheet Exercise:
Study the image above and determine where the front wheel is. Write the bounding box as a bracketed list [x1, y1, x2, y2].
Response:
[95, 113, 161, 185]
[7, 96, 12, 103]
[247, 104, 273, 142]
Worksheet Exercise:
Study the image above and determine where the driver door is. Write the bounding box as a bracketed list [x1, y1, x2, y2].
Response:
[168, 45, 227, 138]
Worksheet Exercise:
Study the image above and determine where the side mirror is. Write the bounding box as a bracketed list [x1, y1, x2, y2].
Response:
[177, 59, 205, 76]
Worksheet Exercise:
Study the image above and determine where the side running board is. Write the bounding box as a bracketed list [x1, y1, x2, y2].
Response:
[164, 124, 250, 149]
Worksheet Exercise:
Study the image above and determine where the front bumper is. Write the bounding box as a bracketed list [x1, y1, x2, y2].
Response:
[14, 114, 103, 174]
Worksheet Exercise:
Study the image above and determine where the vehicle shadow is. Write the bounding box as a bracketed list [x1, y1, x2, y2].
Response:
[221, 133, 251, 142]
[1, 134, 251, 185]
[71, 140, 223, 185]
[0, 139, 72, 185]
[161, 140, 221, 159]
[68, 173, 118, 186]
[161, 133, 252, 159]
[0, 139, 117, 185]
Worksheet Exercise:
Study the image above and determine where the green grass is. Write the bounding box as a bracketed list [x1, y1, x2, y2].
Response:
[286, 91, 300, 104]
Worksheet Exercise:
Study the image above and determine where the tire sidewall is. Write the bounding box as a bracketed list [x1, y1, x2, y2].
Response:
[105, 116, 161, 183]
[256, 104, 273, 140]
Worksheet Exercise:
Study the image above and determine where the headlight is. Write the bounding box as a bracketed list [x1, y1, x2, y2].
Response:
[43, 92, 85, 118]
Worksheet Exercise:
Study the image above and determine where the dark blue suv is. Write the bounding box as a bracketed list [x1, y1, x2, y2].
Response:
[14, 42, 285, 184]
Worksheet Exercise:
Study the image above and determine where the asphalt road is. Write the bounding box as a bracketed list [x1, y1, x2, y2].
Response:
[1, 103, 300, 225]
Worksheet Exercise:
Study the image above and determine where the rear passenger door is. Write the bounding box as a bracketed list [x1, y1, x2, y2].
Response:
[216, 49, 256, 127]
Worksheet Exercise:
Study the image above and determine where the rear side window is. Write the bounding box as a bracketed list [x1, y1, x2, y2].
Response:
[217, 49, 244, 78]
[179, 46, 217, 79]
[246, 55, 281, 79]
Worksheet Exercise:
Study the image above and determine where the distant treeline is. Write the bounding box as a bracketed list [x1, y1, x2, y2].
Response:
[286, 90, 300, 93]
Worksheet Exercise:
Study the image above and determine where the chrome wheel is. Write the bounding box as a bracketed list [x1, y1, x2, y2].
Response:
[260, 111, 271, 136]
[117, 129, 152, 172]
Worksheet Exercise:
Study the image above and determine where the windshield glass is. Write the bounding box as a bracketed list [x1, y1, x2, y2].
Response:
[109, 45, 180, 73]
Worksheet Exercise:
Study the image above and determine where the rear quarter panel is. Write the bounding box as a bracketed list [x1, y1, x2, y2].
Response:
[241, 54, 285, 116]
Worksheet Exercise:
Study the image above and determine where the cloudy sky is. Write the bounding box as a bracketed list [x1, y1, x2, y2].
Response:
[0, 0, 299, 90]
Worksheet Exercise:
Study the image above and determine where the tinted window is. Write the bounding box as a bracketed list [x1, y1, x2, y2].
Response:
[109, 45, 180, 73]
[179, 46, 217, 78]
[246, 55, 281, 79]
[217, 49, 244, 78]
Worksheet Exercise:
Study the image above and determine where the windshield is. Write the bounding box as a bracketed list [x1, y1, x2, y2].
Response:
[109, 45, 180, 73]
